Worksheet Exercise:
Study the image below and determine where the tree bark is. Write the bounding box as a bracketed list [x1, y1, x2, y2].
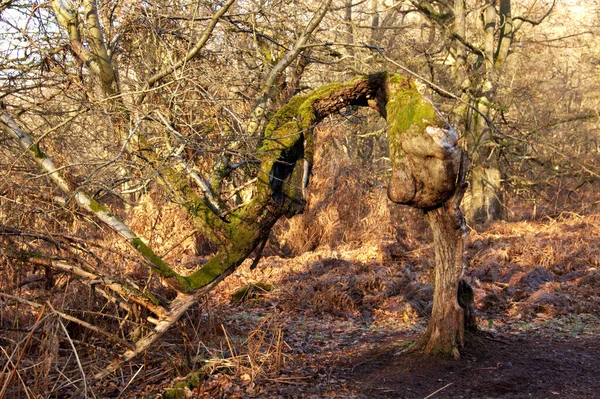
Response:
[418, 152, 472, 357]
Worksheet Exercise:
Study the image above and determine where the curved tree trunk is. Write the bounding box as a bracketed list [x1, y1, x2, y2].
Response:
[3, 71, 476, 376]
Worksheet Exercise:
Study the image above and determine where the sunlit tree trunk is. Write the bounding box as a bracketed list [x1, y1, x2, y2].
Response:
[449, 0, 512, 224]
[419, 153, 475, 356]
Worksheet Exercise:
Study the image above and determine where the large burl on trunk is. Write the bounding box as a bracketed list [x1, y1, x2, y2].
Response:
[261, 72, 476, 356]
[380, 77, 476, 356]
[385, 79, 460, 210]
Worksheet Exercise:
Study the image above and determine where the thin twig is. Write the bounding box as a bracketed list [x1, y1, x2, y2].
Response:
[423, 382, 453, 399]
[0, 347, 33, 399]
[0, 304, 46, 399]
[140, 0, 236, 101]
[49, 302, 88, 399]
[221, 324, 237, 359]
[117, 365, 144, 398]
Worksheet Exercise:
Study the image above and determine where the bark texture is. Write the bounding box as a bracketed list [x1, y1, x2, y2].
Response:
[421, 152, 469, 357]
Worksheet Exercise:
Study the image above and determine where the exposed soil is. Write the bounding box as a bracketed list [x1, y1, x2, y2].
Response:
[341, 332, 600, 399]
[152, 318, 600, 399]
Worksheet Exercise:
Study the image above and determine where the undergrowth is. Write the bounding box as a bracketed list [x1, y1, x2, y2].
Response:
[2, 119, 600, 397]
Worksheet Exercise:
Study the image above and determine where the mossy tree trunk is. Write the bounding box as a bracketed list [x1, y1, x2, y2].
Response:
[3, 71, 475, 369]
[378, 75, 476, 357]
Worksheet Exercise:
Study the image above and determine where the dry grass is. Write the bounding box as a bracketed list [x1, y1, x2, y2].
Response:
[2, 117, 600, 397]
[467, 213, 600, 323]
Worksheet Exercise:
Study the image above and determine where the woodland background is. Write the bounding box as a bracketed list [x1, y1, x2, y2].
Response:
[1, 0, 600, 398]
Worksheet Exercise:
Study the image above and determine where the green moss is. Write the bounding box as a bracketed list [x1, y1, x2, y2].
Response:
[32, 143, 47, 159]
[185, 255, 227, 288]
[386, 79, 440, 138]
[129, 237, 191, 291]
[163, 372, 205, 398]
[263, 95, 309, 141]
[19, 251, 45, 260]
[186, 220, 259, 289]
[87, 197, 115, 218]
[387, 72, 409, 85]
[122, 283, 160, 306]
[261, 80, 356, 153]
[385, 75, 445, 169]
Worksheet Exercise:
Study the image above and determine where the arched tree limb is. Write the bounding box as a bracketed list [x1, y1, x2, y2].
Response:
[4, 71, 473, 377]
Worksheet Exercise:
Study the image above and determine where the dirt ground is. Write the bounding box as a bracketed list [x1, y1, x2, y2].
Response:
[159, 315, 600, 399]
[341, 332, 600, 398]
[152, 213, 600, 399]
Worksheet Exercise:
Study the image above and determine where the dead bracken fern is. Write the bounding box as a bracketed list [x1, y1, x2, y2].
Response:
[273, 123, 394, 254]
[468, 213, 600, 320]
[163, 314, 293, 398]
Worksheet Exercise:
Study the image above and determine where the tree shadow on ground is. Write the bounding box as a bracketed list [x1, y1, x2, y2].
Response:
[274, 255, 433, 323]
[336, 332, 600, 399]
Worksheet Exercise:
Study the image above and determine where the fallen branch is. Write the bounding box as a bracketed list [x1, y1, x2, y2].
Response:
[27, 258, 168, 319]
[0, 293, 135, 351]
[93, 264, 234, 380]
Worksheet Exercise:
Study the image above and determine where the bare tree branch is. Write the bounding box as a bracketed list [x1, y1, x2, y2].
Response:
[0, 109, 190, 292]
[141, 0, 236, 98]
[246, 0, 333, 137]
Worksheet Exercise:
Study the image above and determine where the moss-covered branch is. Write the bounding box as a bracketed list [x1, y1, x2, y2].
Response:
[184, 72, 461, 293]
[3, 71, 461, 297]
[1, 109, 190, 291]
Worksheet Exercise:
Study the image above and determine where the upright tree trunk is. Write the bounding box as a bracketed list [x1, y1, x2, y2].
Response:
[423, 206, 465, 357]
[463, 99, 503, 224]
[465, 162, 503, 223]
[449, 0, 511, 224]
[417, 152, 475, 357]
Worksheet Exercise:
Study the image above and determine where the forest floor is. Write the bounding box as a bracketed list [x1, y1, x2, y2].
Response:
[115, 213, 600, 399]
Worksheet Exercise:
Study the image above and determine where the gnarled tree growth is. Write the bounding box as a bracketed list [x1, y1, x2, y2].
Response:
[2, 71, 474, 378]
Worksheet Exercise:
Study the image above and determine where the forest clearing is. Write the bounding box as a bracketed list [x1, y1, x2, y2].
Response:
[1, 0, 599, 397]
